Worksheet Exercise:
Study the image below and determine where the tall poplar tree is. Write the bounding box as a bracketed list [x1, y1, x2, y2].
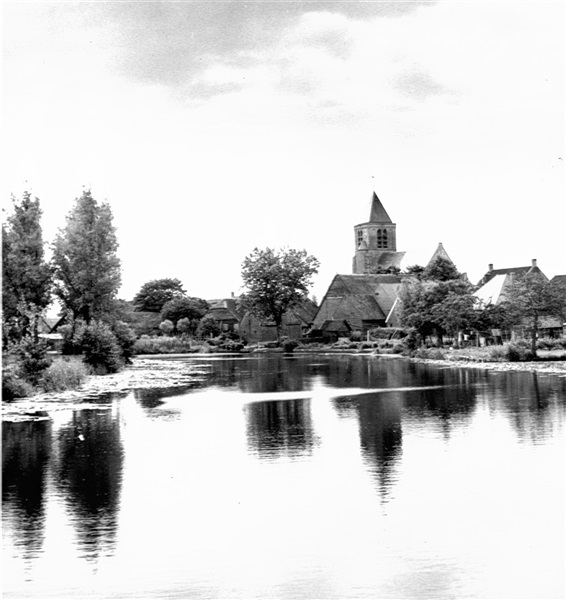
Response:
[2, 192, 52, 338]
[52, 190, 121, 323]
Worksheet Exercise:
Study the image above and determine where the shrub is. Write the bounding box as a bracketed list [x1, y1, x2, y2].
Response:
[281, 339, 298, 353]
[196, 316, 220, 339]
[159, 319, 174, 336]
[2, 365, 35, 400]
[12, 336, 51, 386]
[489, 342, 536, 362]
[111, 320, 137, 363]
[133, 335, 193, 354]
[41, 357, 91, 392]
[77, 321, 123, 374]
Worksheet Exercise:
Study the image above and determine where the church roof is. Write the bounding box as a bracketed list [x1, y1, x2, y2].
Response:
[426, 242, 454, 267]
[369, 192, 393, 223]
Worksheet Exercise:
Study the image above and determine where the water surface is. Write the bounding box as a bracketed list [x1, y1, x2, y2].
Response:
[3, 355, 565, 599]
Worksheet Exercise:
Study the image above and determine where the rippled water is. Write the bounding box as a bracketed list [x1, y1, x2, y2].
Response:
[3, 355, 565, 599]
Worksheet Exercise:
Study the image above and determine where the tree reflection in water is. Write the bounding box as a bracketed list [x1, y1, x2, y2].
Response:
[481, 371, 566, 444]
[2, 419, 52, 562]
[56, 410, 123, 561]
[245, 399, 317, 459]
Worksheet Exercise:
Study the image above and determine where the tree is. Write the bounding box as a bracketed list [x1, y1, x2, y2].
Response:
[2, 192, 52, 339]
[404, 264, 425, 279]
[504, 274, 566, 354]
[240, 247, 319, 342]
[398, 278, 472, 343]
[431, 291, 477, 347]
[196, 315, 220, 338]
[422, 256, 461, 282]
[133, 278, 186, 312]
[159, 319, 174, 336]
[160, 296, 209, 333]
[52, 190, 121, 324]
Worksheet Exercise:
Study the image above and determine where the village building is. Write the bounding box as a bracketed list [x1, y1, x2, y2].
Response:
[312, 192, 457, 337]
[474, 260, 564, 338]
[204, 296, 317, 343]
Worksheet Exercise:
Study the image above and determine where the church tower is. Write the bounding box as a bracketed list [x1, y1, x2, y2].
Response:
[352, 192, 405, 274]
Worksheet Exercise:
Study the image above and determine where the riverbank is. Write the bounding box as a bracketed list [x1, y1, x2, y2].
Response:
[4, 351, 566, 421]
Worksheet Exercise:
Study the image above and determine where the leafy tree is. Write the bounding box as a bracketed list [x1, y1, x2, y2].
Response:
[430, 291, 477, 347]
[52, 190, 121, 324]
[160, 296, 209, 333]
[398, 279, 471, 342]
[404, 264, 425, 279]
[422, 256, 461, 282]
[176, 317, 192, 335]
[159, 319, 174, 336]
[133, 278, 186, 312]
[240, 247, 319, 342]
[2, 192, 52, 339]
[504, 274, 566, 354]
[76, 320, 123, 374]
[196, 315, 220, 338]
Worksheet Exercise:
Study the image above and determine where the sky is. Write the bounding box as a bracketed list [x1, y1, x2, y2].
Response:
[2, 0, 565, 304]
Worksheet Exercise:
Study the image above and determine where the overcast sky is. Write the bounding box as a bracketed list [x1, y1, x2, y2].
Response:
[3, 0, 565, 303]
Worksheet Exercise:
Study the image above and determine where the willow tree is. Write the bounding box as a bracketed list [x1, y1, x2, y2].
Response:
[240, 247, 319, 342]
[52, 190, 121, 324]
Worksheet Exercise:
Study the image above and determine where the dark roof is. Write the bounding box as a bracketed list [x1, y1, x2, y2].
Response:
[369, 192, 393, 223]
[320, 320, 352, 332]
[551, 275, 566, 286]
[478, 265, 541, 287]
[207, 298, 242, 322]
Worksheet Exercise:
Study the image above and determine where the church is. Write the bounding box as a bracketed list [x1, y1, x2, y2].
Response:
[311, 191, 452, 336]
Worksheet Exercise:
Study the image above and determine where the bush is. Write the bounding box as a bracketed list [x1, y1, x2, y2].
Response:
[159, 319, 174, 336]
[281, 339, 298, 353]
[133, 335, 194, 354]
[12, 336, 51, 386]
[489, 342, 536, 362]
[196, 316, 221, 338]
[77, 321, 123, 374]
[111, 320, 137, 363]
[41, 357, 91, 392]
[415, 347, 445, 360]
[2, 365, 35, 400]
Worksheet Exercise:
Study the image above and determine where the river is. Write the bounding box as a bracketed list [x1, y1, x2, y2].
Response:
[2, 354, 565, 599]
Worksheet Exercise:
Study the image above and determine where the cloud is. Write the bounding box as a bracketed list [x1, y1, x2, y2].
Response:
[75, 1, 436, 88]
[394, 68, 450, 100]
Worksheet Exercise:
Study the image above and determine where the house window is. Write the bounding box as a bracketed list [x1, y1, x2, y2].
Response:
[357, 230, 364, 246]
[377, 229, 388, 248]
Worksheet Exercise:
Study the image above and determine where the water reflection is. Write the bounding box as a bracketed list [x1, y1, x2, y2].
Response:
[56, 410, 123, 561]
[2, 419, 52, 561]
[245, 399, 317, 459]
[482, 371, 566, 444]
[133, 386, 187, 419]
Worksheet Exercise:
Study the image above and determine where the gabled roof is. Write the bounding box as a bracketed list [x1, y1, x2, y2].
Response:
[207, 298, 242, 322]
[369, 192, 393, 223]
[474, 274, 508, 305]
[478, 263, 547, 286]
[550, 274, 566, 286]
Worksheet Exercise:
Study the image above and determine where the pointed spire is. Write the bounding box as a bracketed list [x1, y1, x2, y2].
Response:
[369, 192, 393, 223]
[426, 242, 454, 267]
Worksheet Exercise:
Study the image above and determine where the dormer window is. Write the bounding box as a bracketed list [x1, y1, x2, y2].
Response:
[377, 229, 388, 248]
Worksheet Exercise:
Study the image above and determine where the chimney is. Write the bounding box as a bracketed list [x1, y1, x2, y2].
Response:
[231, 291, 235, 298]
[488, 263, 493, 272]
[531, 259, 537, 268]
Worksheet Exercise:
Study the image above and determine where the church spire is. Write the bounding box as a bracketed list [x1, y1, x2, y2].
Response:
[369, 191, 393, 223]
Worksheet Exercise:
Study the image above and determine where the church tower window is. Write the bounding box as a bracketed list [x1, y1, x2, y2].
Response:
[377, 229, 388, 248]
[357, 230, 364, 247]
